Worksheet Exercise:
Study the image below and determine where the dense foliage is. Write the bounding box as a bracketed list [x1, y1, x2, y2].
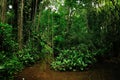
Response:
[0, 0, 120, 79]
[51, 48, 96, 71]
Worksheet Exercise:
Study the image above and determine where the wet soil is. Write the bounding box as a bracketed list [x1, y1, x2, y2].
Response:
[14, 60, 120, 80]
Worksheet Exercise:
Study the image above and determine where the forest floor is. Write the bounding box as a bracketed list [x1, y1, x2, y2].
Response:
[14, 58, 120, 80]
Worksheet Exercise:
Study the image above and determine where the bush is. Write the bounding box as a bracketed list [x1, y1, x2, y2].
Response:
[0, 22, 17, 56]
[51, 46, 96, 71]
[17, 48, 39, 66]
[0, 51, 7, 64]
[0, 56, 24, 79]
[4, 56, 24, 75]
[0, 23, 21, 79]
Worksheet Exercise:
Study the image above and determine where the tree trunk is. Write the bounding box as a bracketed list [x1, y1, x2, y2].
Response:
[18, 0, 24, 50]
[0, 0, 7, 23]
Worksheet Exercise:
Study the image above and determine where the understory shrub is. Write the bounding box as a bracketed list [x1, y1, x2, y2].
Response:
[0, 55, 24, 80]
[0, 22, 17, 53]
[17, 48, 39, 66]
[0, 23, 21, 79]
[0, 48, 41, 79]
[4, 56, 24, 75]
[51, 46, 96, 71]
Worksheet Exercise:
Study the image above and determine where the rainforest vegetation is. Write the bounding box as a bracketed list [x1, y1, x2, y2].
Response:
[0, 0, 120, 79]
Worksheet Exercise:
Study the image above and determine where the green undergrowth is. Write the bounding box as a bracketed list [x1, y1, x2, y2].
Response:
[51, 46, 97, 71]
[0, 23, 42, 79]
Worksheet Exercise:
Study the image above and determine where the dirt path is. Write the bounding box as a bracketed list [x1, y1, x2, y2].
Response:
[14, 61, 120, 80]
